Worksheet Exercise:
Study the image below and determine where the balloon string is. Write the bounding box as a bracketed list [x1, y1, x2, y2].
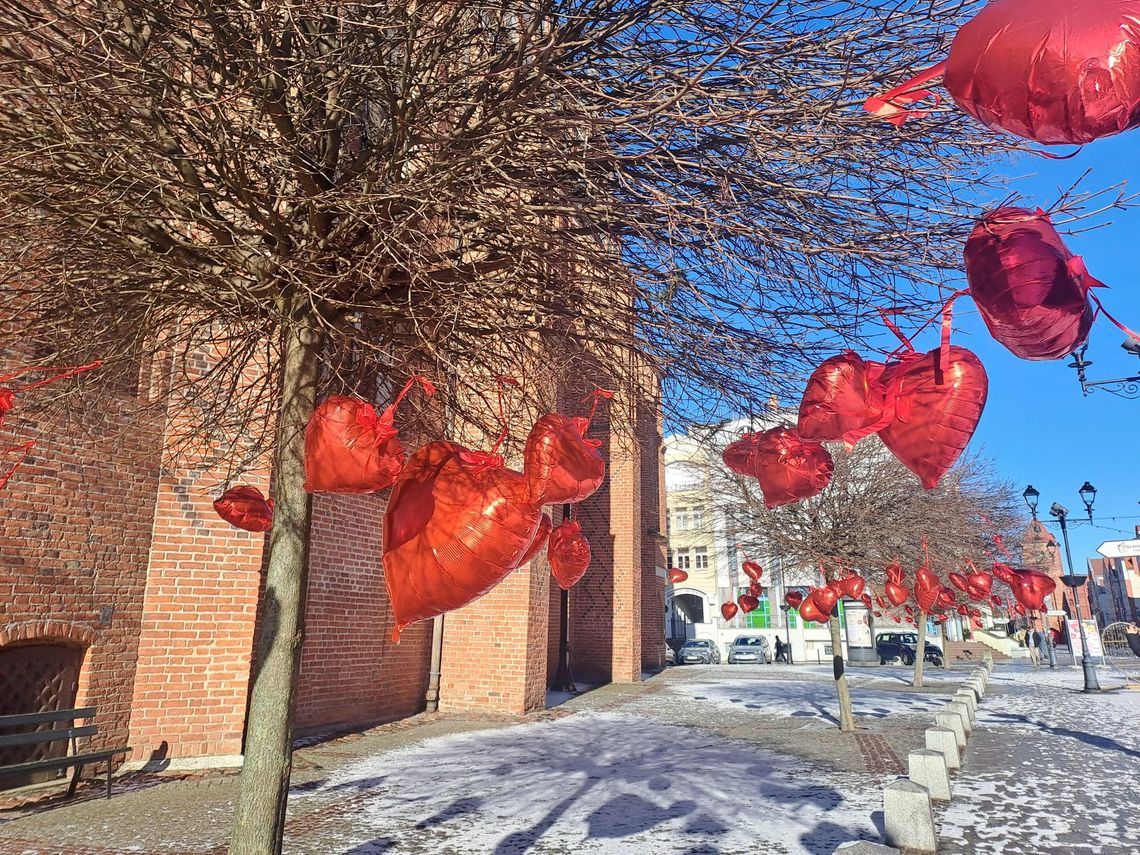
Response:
[0, 440, 34, 491]
[1089, 293, 1140, 342]
[0, 361, 102, 390]
[380, 374, 435, 424]
[580, 388, 614, 427]
[863, 59, 947, 126]
[878, 308, 916, 355]
[490, 376, 519, 454]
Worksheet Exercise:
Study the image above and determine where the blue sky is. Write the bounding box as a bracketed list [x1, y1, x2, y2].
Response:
[949, 133, 1140, 569]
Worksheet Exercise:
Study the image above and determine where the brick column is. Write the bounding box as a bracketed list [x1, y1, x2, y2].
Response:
[606, 412, 643, 683]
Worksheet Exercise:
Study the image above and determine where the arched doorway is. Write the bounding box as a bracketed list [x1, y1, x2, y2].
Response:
[668, 591, 706, 642]
[0, 642, 86, 790]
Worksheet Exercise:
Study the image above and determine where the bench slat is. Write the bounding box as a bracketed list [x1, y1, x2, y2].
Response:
[0, 747, 130, 777]
[0, 724, 98, 748]
[0, 708, 96, 728]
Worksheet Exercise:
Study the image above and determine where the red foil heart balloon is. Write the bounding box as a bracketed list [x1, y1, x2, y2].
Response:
[721, 601, 739, 621]
[739, 594, 760, 614]
[879, 346, 988, 489]
[948, 572, 971, 595]
[667, 567, 689, 584]
[874, 610, 883, 618]
[213, 486, 274, 532]
[722, 432, 763, 476]
[914, 584, 939, 614]
[524, 413, 605, 505]
[742, 561, 764, 582]
[991, 594, 1004, 607]
[956, 604, 970, 616]
[915, 565, 939, 592]
[748, 581, 763, 598]
[967, 571, 993, 595]
[813, 585, 839, 614]
[875, 594, 888, 610]
[965, 208, 1101, 361]
[885, 561, 904, 585]
[937, 587, 957, 608]
[797, 351, 891, 445]
[885, 582, 910, 607]
[860, 593, 873, 608]
[992, 562, 1017, 584]
[798, 592, 828, 623]
[383, 441, 543, 639]
[736, 427, 835, 508]
[838, 575, 867, 600]
[785, 590, 804, 609]
[548, 519, 592, 590]
[1012, 568, 1056, 611]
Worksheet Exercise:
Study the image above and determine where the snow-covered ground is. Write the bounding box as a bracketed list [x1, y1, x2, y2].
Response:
[291, 710, 883, 855]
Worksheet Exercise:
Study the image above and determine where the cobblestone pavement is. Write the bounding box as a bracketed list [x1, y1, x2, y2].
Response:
[0, 662, 1135, 854]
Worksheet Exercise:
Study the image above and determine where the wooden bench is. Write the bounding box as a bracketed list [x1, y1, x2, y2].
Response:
[0, 707, 130, 799]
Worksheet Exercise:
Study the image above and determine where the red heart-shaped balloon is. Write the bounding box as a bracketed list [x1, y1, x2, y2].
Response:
[914, 584, 938, 613]
[518, 513, 553, 566]
[957, 604, 970, 616]
[972, 617, 983, 629]
[814, 585, 839, 614]
[967, 571, 993, 594]
[885, 561, 904, 585]
[838, 575, 866, 600]
[799, 592, 829, 623]
[722, 432, 763, 475]
[743, 561, 764, 582]
[948, 572, 971, 595]
[213, 485, 274, 532]
[667, 567, 689, 584]
[875, 593, 888, 610]
[878, 346, 988, 489]
[937, 587, 957, 608]
[874, 610, 883, 618]
[904, 604, 914, 615]
[734, 427, 835, 508]
[304, 396, 404, 493]
[965, 585, 986, 601]
[860, 593, 873, 608]
[785, 590, 805, 609]
[383, 441, 542, 639]
[748, 581, 763, 598]
[990, 594, 1004, 607]
[1012, 568, 1056, 611]
[548, 519, 592, 590]
[524, 414, 605, 505]
[1015, 603, 1027, 616]
[992, 562, 1016, 584]
[969, 607, 981, 619]
[915, 565, 939, 592]
[739, 594, 760, 614]
[721, 601, 740, 621]
[885, 582, 910, 607]
[797, 351, 892, 445]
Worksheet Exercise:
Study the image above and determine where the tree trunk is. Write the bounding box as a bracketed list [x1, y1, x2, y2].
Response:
[939, 622, 949, 669]
[827, 615, 855, 732]
[230, 317, 320, 855]
[912, 617, 927, 688]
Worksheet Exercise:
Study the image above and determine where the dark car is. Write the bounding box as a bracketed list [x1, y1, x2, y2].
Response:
[727, 635, 771, 664]
[679, 639, 722, 665]
[876, 632, 944, 667]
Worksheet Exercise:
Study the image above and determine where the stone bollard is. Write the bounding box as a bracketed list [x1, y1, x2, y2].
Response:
[970, 668, 987, 688]
[965, 678, 984, 699]
[908, 748, 953, 802]
[946, 700, 973, 735]
[925, 726, 961, 770]
[833, 843, 902, 855]
[936, 710, 967, 749]
[953, 690, 977, 721]
[884, 780, 938, 853]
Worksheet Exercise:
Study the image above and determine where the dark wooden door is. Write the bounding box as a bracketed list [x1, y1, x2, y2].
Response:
[0, 643, 84, 789]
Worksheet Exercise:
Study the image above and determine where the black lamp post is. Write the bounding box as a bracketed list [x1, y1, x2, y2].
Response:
[1021, 485, 1056, 668]
[1067, 341, 1140, 399]
[1049, 491, 1102, 693]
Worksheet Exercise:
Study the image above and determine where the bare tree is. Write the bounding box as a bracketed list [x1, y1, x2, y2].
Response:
[713, 434, 1022, 724]
[0, 1, 1020, 849]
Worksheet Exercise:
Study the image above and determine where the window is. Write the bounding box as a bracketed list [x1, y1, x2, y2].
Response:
[673, 508, 688, 530]
[674, 550, 691, 570]
[694, 547, 709, 570]
[690, 507, 704, 530]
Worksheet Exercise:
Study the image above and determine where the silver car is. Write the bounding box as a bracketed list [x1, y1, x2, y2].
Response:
[728, 635, 771, 664]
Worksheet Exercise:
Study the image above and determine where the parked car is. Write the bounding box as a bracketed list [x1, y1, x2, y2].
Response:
[875, 632, 944, 667]
[727, 635, 771, 664]
[679, 638, 721, 665]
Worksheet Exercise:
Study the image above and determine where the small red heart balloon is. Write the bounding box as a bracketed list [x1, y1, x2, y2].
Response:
[937, 587, 957, 608]
[860, 593, 873, 608]
[735, 427, 835, 508]
[956, 603, 970, 616]
[785, 590, 805, 609]
[796, 350, 892, 445]
[667, 567, 689, 584]
[915, 565, 939, 591]
[213, 485, 274, 532]
[885, 561, 904, 585]
[948, 572, 971, 595]
[548, 519, 592, 590]
[878, 346, 989, 489]
[748, 581, 763, 597]
[875, 594, 888, 609]
[992, 562, 1017, 584]
[967, 571, 993, 594]
[914, 584, 938, 613]
[721, 601, 739, 621]
[742, 561, 764, 582]
[839, 575, 866, 600]
[874, 610, 883, 618]
[524, 413, 605, 505]
[990, 594, 1004, 607]
[904, 604, 914, 615]
[814, 585, 839, 614]
[965, 584, 987, 601]
[799, 592, 828, 623]
[885, 582, 910, 607]
[739, 594, 760, 614]
[972, 617, 983, 629]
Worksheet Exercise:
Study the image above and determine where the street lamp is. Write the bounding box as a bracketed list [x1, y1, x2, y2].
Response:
[1049, 492, 1102, 692]
[1022, 486, 1057, 667]
[1067, 341, 1140, 399]
[1023, 484, 1040, 520]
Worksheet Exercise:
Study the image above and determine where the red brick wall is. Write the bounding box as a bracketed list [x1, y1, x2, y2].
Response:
[295, 492, 431, 732]
[0, 375, 163, 753]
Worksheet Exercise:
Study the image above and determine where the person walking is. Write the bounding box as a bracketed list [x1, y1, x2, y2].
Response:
[1028, 626, 1042, 668]
[774, 636, 787, 664]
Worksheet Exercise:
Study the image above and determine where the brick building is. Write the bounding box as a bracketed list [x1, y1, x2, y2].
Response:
[0, 364, 666, 783]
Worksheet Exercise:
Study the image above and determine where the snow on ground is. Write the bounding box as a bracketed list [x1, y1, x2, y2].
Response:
[291, 711, 883, 855]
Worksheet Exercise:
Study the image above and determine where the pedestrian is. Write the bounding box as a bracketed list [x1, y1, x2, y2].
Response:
[1028, 627, 1042, 668]
[774, 636, 787, 663]
[1126, 623, 1140, 659]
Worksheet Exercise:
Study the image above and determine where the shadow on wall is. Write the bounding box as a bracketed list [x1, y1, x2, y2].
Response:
[292, 714, 881, 854]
